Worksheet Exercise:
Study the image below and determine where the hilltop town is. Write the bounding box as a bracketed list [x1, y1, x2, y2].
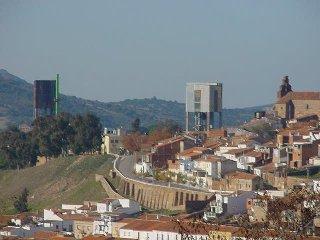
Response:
[1, 76, 320, 240]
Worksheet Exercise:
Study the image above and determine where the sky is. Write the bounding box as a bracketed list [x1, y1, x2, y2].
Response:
[0, 0, 319, 108]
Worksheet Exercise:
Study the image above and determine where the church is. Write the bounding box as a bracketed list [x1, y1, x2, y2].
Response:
[274, 76, 320, 122]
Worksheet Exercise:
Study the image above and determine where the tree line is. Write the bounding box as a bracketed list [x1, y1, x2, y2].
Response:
[122, 118, 182, 153]
[0, 113, 102, 170]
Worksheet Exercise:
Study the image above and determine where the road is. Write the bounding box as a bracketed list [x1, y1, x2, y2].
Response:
[114, 155, 211, 193]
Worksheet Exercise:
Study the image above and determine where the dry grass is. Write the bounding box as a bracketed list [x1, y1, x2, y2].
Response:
[0, 154, 115, 214]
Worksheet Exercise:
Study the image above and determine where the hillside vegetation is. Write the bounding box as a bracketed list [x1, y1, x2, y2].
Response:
[0, 154, 114, 214]
[0, 69, 269, 129]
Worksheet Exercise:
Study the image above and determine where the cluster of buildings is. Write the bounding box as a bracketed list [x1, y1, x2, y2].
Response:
[0, 198, 141, 239]
[131, 78, 320, 230]
[3, 188, 320, 239]
[135, 128, 270, 192]
[135, 78, 320, 190]
[2, 77, 320, 239]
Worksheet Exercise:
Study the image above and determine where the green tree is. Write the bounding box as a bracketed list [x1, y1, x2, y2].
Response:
[0, 112, 102, 170]
[148, 119, 182, 135]
[13, 188, 29, 213]
[0, 127, 37, 169]
[32, 113, 74, 158]
[70, 113, 102, 154]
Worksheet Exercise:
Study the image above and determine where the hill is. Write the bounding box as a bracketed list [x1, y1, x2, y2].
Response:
[0, 69, 270, 129]
[0, 154, 114, 214]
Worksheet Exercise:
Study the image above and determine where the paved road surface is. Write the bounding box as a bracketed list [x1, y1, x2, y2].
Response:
[115, 155, 211, 193]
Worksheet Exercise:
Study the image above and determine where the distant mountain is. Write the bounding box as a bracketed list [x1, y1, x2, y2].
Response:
[0, 69, 271, 129]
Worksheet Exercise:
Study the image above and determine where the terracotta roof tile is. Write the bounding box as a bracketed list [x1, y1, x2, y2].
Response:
[224, 148, 254, 155]
[82, 235, 113, 240]
[277, 91, 320, 104]
[194, 155, 222, 162]
[243, 151, 263, 158]
[33, 230, 58, 239]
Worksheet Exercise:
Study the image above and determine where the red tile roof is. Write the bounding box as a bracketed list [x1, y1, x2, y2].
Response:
[194, 155, 222, 162]
[33, 230, 58, 240]
[243, 151, 263, 158]
[120, 219, 164, 231]
[82, 235, 113, 240]
[277, 91, 320, 104]
[224, 148, 254, 155]
[50, 236, 75, 240]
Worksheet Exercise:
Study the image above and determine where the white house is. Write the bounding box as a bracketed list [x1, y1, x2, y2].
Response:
[222, 148, 254, 162]
[61, 204, 84, 214]
[179, 159, 195, 173]
[93, 216, 113, 235]
[237, 151, 264, 170]
[43, 209, 74, 233]
[194, 155, 237, 180]
[0, 225, 53, 238]
[135, 161, 152, 174]
[206, 191, 255, 219]
[96, 198, 140, 215]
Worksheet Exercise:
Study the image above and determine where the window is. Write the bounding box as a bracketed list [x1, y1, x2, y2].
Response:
[194, 103, 201, 111]
[194, 90, 201, 102]
[194, 90, 201, 111]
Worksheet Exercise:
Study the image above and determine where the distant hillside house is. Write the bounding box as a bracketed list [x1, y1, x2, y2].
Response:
[274, 76, 320, 122]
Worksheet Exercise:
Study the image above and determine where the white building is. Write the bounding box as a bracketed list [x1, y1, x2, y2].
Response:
[179, 159, 195, 173]
[205, 191, 255, 219]
[93, 215, 115, 235]
[193, 155, 237, 180]
[43, 209, 74, 233]
[0, 225, 54, 238]
[61, 204, 84, 214]
[101, 128, 124, 154]
[135, 161, 152, 174]
[237, 151, 263, 171]
[96, 198, 141, 215]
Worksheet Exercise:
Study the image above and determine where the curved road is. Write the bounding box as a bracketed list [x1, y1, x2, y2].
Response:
[114, 155, 212, 193]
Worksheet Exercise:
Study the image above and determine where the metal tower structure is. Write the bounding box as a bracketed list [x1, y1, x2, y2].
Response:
[185, 82, 223, 132]
[33, 74, 60, 119]
[55, 74, 60, 115]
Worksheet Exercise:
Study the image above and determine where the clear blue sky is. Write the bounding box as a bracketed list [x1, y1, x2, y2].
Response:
[0, 0, 319, 107]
